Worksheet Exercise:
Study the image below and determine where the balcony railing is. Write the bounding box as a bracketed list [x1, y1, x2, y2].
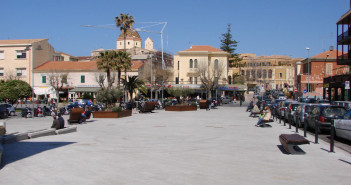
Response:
[337, 30, 349, 42]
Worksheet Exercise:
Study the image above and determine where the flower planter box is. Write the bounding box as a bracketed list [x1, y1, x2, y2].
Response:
[165, 105, 197, 111]
[93, 110, 132, 118]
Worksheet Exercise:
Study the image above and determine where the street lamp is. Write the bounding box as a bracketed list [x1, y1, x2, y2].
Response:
[306, 47, 310, 97]
[24, 45, 34, 115]
[148, 54, 153, 100]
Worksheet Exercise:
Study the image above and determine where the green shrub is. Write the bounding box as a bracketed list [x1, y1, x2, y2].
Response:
[165, 102, 171, 107]
[190, 102, 197, 106]
[111, 107, 122, 112]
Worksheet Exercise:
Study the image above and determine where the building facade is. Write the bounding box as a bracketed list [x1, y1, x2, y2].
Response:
[0, 39, 55, 86]
[234, 54, 303, 91]
[173, 45, 229, 86]
[297, 49, 349, 98]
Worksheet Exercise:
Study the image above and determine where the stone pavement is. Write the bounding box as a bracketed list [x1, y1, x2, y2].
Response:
[0, 103, 350, 185]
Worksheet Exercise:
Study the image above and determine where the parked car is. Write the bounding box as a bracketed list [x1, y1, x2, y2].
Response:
[293, 103, 318, 128]
[0, 103, 16, 116]
[284, 102, 303, 124]
[334, 118, 351, 141]
[0, 104, 9, 119]
[333, 101, 351, 110]
[279, 100, 297, 120]
[305, 105, 347, 133]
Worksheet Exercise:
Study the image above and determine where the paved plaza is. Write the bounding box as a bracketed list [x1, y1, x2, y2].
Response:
[0, 103, 351, 185]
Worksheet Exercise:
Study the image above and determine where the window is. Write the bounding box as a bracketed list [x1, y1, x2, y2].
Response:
[62, 75, 67, 84]
[175, 77, 179, 84]
[194, 59, 198, 68]
[0, 51, 4, 59]
[326, 63, 333, 75]
[189, 59, 193, 68]
[42, 76, 46, 83]
[128, 42, 130, 45]
[189, 77, 193, 84]
[279, 73, 283, 78]
[263, 70, 267, 78]
[214, 59, 219, 70]
[16, 50, 26, 59]
[178, 61, 180, 70]
[194, 77, 198, 84]
[81, 75, 85, 83]
[16, 68, 26, 76]
[268, 70, 273, 78]
[0, 68, 3, 76]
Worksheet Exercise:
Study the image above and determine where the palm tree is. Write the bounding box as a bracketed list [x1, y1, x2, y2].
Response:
[115, 13, 135, 51]
[96, 50, 118, 89]
[123, 76, 146, 101]
[115, 50, 132, 90]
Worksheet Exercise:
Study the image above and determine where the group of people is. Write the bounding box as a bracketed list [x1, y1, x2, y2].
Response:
[51, 113, 65, 129]
[247, 99, 272, 127]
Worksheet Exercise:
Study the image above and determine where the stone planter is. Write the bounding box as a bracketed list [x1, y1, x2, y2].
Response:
[93, 110, 132, 118]
[165, 105, 197, 111]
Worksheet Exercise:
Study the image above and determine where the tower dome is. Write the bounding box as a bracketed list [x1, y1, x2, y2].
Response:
[116, 29, 142, 50]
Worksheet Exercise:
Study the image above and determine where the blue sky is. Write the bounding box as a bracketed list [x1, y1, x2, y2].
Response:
[1, 0, 349, 58]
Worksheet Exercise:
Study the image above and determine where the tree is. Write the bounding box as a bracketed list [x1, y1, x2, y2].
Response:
[95, 72, 107, 89]
[123, 76, 146, 101]
[48, 72, 68, 102]
[115, 50, 132, 90]
[166, 88, 194, 104]
[115, 13, 135, 51]
[220, 24, 242, 67]
[96, 88, 123, 109]
[196, 60, 225, 99]
[0, 80, 32, 105]
[97, 50, 118, 89]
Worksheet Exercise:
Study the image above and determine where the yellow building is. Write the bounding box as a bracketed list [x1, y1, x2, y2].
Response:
[0, 39, 55, 86]
[173, 45, 229, 86]
[231, 53, 303, 91]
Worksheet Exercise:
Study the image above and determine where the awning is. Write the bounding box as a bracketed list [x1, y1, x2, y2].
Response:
[34, 87, 55, 95]
[70, 87, 101, 93]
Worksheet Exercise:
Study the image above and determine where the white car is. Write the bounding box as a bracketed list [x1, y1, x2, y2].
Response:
[334, 119, 351, 141]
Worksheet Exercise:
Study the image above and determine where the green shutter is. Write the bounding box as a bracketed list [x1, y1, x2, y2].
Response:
[81, 75, 85, 83]
[42, 76, 46, 83]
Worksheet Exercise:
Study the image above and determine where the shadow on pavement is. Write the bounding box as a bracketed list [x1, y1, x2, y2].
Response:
[1, 141, 75, 169]
[277, 145, 290, 155]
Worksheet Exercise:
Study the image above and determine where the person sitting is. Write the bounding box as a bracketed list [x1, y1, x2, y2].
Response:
[57, 113, 65, 129]
[249, 103, 260, 117]
[256, 106, 272, 127]
[246, 100, 254, 112]
[79, 109, 87, 124]
[51, 116, 60, 130]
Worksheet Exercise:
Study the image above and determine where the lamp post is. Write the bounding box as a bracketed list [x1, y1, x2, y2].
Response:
[24, 45, 34, 115]
[306, 47, 310, 97]
[148, 54, 153, 100]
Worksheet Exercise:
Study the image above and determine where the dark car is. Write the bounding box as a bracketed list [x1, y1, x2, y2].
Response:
[0, 103, 16, 116]
[305, 105, 347, 133]
[293, 103, 318, 128]
[0, 104, 9, 119]
[279, 100, 297, 120]
[284, 102, 303, 124]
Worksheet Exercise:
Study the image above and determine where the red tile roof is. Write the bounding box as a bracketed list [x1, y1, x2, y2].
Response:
[311, 49, 345, 59]
[34, 61, 98, 72]
[0, 39, 47, 45]
[183, 45, 225, 52]
[131, 60, 145, 70]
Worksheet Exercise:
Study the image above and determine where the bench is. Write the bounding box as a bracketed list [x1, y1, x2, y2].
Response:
[199, 100, 207, 109]
[68, 108, 91, 124]
[28, 129, 56, 139]
[257, 119, 274, 127]
[140, 102, 156, 113]
[55, 126, 77, 135]
[279, 134, 310, 154]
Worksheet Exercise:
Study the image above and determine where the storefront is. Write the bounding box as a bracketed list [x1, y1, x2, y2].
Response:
[323, 75, 351, 101]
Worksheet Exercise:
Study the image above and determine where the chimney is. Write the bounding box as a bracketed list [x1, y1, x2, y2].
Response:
[329, 46, 334, 51]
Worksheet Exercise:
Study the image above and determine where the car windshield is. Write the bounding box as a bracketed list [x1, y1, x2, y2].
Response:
[322, 107, 347, 117]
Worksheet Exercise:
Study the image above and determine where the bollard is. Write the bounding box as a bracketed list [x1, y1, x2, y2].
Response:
[289, 117, 292, 129]
[330, 120, 335, 153]
[279, 114, 281, 124]
[315, 122, 319, 144]
[304, 121, 307, 137]
[283, 117, 286, 126]
[296, 120, 299, 133]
